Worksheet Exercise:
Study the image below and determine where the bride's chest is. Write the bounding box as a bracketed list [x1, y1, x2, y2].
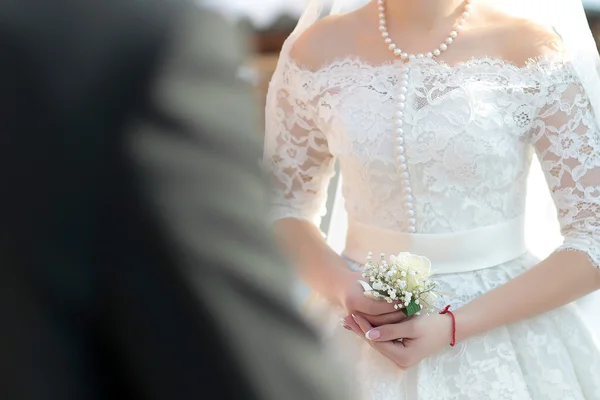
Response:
[312, 65, 541, 159]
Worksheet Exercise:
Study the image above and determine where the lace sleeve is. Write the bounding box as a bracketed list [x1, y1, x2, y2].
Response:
[263, 60, 336, 226]
[531, 67, 600, 268]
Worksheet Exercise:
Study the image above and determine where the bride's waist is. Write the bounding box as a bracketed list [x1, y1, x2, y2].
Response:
[342, 216, 527, 275]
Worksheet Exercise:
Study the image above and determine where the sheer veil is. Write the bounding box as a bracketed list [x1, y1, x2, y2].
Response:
[268, 0, 600, 258]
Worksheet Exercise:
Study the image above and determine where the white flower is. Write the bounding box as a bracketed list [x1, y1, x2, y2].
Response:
[359, 251, 436, 316]
[396, 253, 432, 277]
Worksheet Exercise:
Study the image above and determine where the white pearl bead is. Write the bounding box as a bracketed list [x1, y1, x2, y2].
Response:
[396, 135, 404, 143]
[399, 163, 408, 171]
[401, 172, 410, 179]
[379, 0, 469, 62]
[398, 155, 406, 163]
[398, 94, 406, 102]
[408, 218, 416, 225]
[396, 146, 405, 154]
[405, 186, 412, 193]
[406, 195, 414, 203]
[407, 210, 415, 217]
[398, 103, 405, 110]
[405, 201, 413, 210]
[408, 226, 416, 233]
[395, 110, 403, 118]
[399, 86, 407, 94]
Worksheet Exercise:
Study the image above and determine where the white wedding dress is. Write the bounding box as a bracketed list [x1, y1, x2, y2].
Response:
[263, 54, 600, 399]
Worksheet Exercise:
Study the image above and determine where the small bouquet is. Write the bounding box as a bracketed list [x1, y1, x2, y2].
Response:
[358, 252, 437, 317]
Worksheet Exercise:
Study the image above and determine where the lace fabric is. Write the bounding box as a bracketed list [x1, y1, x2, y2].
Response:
[264, 55, 600, 398]
[263, 55, 600, 267]
[303, 255, 600, 399]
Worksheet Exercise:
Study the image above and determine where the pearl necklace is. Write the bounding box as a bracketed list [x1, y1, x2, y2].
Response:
[378, 0, 470, 233]
[378, 0, 471, 61]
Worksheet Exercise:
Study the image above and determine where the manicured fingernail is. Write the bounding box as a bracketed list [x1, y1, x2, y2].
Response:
[365, 329, 380, 340]
[340, 318, 351, 330]
[351, 314, 357, 322]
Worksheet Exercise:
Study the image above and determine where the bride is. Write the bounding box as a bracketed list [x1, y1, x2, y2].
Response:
[263, 0, 600, 398]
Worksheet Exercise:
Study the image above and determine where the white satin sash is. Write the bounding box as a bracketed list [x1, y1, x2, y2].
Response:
[343, 216, 527, 275]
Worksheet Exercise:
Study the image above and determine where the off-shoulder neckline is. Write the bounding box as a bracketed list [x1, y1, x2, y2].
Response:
[283, 53, 571, 76]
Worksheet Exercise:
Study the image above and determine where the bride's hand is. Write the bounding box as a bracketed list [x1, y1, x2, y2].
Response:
[343, 313, 453, 369]
[335, 270, 407, 327]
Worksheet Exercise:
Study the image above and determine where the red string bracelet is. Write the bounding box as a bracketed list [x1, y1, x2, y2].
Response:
[439, 305, 457, 347]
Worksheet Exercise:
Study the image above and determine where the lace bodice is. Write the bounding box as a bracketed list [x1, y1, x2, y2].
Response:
[263, 56, 600, 267]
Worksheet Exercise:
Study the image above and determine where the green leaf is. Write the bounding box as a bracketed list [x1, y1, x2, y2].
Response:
[402, 300, 421, 317]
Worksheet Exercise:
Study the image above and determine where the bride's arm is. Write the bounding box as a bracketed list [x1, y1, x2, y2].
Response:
[455, 68, 600, 341]
[263, 53, 354, 305]
[265, 46, 401, 319]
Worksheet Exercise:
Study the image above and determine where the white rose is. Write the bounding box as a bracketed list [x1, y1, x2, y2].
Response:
[396, 253, 431, 278]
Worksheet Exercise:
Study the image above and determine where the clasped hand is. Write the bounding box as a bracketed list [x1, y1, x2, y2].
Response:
[334, 270, 453, 369]
[343, 312, 453, 369]
[336, 270, 408, 326]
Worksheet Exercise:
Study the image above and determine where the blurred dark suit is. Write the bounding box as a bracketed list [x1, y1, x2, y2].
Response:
[0, 1, 350, 399]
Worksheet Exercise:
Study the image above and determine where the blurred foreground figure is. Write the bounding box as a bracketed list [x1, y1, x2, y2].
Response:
[0, 1, 350, 399]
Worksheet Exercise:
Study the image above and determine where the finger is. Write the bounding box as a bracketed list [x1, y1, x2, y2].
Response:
[343, 315, 362, 336]
[353, 315, 404, 359]
[363, 311, 407, 327]
[340, 317, 352, 331]
[351, 313, 374, 334]
[364, 320, 416, 342]
[363, 299, 399, 315]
